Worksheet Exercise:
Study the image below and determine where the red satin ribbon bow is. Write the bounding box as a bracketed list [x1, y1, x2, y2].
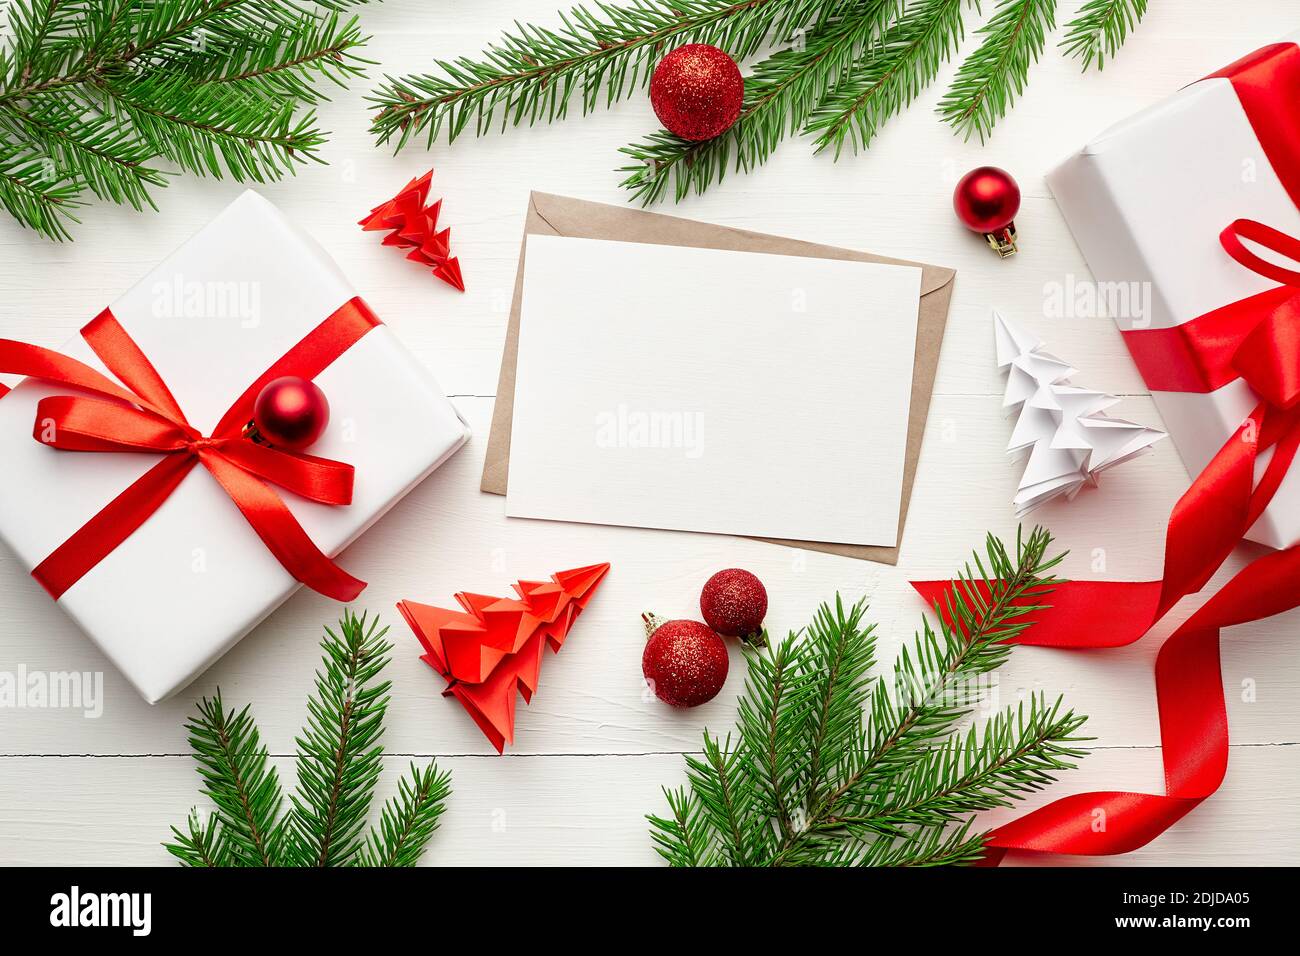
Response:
[0, 298, 380, 602]
[913, 41, 1300, 863]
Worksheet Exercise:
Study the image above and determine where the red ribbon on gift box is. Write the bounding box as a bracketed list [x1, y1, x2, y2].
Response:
[913, 42, 1300, 862]
[0, 297, 379, 601]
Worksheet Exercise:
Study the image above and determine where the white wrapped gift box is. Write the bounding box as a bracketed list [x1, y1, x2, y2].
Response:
[0, 191, 469, 702]
[1047, 40, 1300, 550]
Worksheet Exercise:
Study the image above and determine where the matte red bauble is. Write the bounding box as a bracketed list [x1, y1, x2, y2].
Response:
[642, 614, 729, 708]
[953, 166, 1021, 258]
[650, 44, 744, 141]
[252, 376, 330, 451]
[700, 568, 767, 645]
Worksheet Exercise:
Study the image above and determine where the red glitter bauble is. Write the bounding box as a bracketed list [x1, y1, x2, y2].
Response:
[642, 615, 729, 708]
[953, 166, 1020, 233]
[700, 568, 767, 641]
[650, 44, 744, 141]
[252, 376, 330, 451]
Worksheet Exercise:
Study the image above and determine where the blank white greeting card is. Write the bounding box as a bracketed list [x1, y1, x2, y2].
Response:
[505, 235, 922, 546]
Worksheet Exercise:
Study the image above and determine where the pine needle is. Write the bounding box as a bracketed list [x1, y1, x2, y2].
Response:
[938, 0, 1057, 142]
[804, 0, 968, 158]
[1059, 0, 1149, 71]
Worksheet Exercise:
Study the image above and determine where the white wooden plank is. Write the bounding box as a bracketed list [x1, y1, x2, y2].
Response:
[0, 746, 1294, 866]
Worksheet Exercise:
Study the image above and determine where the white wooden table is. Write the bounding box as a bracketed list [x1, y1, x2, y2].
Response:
[1, 0, 1297, 867]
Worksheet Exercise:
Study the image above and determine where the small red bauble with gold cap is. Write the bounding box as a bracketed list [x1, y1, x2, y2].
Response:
[954, 166, 1022, 258]
[249, 376, 330, 451]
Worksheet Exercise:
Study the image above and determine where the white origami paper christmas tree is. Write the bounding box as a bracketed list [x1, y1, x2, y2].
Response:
[994, 311, 1166, 516]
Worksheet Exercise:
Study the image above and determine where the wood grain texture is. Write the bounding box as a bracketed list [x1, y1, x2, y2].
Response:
[1, 0, 1297, 866]
[0, 747, 1296, 867]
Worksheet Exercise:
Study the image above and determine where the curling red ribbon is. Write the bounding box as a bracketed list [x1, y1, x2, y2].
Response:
[913, 42, 1300, 862]
[0, 297, 380, 602]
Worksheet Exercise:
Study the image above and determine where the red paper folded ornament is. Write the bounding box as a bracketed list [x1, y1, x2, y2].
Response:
[360, 170, 465, 292]
[397, 563, 610, 752]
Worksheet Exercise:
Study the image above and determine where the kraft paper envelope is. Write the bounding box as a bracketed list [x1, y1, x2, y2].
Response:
[481, 192, 956, 564]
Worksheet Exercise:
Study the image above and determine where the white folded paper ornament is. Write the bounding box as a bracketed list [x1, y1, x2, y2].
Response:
[994, 311, 1165, 516]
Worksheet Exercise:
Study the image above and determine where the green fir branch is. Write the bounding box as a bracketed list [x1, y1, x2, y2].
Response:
[837, 695, 1087, 834]
[649, 527, 1088, 867]
[852, 818, 986, 866]
[178, 691, 284, 867]
[0, 93, 165, 208]
[117, 0, 372, 68]
[803, 0, 968, 157]
[0, 136, 82, 238]
[164, 611, 450, 868]
[685, 733, 766, 865]
[357, 762, 453, 867]
[734, 633, 816, 843]
[283, 610, 392, 867]
[368, 0, 858, 150]
[169, 13, 373, 103]
[165, 810, 232, 868]
[99, 72, 325, 181]
[649, 785, 716, 866]
[370, 0, 1152, 204]
[2, 0, 86, 88]
[938, 0, 1057, 142]
[799, 597, 877, 808]
[618, 0, 901, 204]
[835, 527, 1062, 804]
[1059, 0, 1148, 71]
[0, 0, 380, 239]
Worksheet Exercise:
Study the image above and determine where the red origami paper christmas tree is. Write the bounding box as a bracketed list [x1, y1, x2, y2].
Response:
[397, 563, 610, 752]
[359, 169, 465, 292]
